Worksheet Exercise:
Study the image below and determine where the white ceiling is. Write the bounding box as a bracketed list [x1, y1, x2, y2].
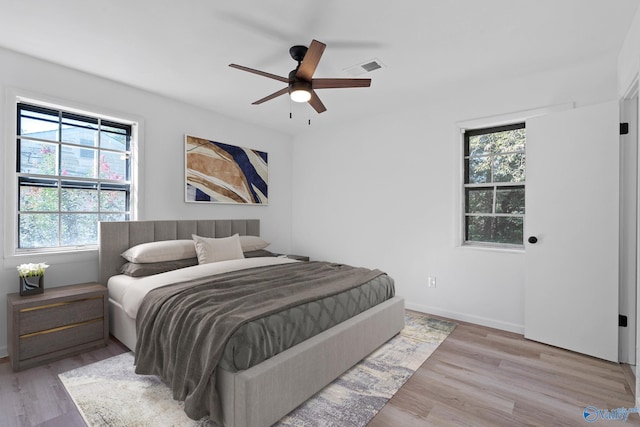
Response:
[0, 0, 638, 135]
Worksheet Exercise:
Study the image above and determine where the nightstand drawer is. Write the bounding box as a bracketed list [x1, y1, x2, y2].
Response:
[19, 318, 104, 360]
[7, 283, 108, 371]
[19, 296, 104, 335]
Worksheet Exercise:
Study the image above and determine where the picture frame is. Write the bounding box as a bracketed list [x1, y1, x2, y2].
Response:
[184, 135, 268, 204]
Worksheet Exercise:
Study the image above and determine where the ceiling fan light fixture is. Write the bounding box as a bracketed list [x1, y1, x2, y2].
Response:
[290, 81, 312, 103]
[290, 89, 311, 103]
[230, 39, 369, 114]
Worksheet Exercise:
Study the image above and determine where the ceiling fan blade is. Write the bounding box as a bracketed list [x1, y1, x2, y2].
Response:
[229, 64, 289, 83]
[218, 11, 383, 50]
[296, 40, 326, 81]
[252, 87, 290, 105]
[218, 11, 292, 43]
[308, 90, 327, 114]
[312, 78, 372, 89]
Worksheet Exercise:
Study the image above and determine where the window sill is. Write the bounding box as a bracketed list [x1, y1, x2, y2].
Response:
[4, 247, 98, 269]
[459, 242, 525, 254]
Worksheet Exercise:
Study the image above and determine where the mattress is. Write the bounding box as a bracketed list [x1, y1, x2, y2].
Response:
[219, 272, 394, 371]
[108, 256, 299, 318]
[108, 257, 395, 372]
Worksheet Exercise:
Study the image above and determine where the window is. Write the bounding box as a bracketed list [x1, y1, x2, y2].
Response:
[463, 123, 525, 246]
[16, 103, 132, 251]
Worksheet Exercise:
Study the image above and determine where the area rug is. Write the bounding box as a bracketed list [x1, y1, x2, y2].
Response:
[59, 311, 455, 427]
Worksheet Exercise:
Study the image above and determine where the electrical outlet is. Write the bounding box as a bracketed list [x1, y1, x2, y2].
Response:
[428, 276, 437, 288]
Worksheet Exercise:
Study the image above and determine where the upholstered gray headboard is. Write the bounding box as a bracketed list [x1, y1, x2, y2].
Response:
[98, 219, 260, 286]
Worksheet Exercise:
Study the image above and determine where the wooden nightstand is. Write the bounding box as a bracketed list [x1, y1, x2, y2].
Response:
[285, 254, 310, 261]
[7, 283, 109, 371]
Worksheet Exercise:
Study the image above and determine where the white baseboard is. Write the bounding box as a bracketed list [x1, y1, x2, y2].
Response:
[405, 302, 525, 335]
[0, 345, 7, 359]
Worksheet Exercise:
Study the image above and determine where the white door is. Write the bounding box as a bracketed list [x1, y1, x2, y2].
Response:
[525, 101, 619, 362]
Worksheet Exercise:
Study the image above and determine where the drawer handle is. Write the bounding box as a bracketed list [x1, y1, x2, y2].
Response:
[20, 296, 103, 313]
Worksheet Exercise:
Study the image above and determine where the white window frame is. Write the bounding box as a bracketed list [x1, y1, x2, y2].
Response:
[454, 103, 573, 251]
[3, 88, 143, 265]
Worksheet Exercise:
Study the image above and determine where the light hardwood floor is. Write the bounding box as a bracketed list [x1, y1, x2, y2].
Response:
[371, 316, 640, 426]
[0, 339, 128, 427]
[1, 315, 638, 426]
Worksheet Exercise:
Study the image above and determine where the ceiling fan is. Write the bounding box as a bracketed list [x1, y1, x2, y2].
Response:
[229, 39, 372, 114]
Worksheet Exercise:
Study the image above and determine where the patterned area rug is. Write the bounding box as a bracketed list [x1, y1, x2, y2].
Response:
[59, 311, 455, 427]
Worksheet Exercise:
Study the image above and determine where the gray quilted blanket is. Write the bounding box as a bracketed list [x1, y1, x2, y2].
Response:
[134, 261, 387, 423]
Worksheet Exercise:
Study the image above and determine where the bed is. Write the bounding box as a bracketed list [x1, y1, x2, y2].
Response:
[98, 219, 405, 427]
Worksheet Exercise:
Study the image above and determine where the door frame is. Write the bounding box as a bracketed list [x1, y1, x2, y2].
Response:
[620, 80, 638, 366]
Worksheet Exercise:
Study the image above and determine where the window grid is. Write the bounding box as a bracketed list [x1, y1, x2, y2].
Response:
[16, 103, 132, 251]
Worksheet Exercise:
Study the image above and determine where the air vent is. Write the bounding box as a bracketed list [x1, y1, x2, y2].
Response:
[344, 58, 385, 76]
[361, 61, 382, 72]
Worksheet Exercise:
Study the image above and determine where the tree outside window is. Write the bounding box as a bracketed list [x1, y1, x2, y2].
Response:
[463, 123, 525, 246]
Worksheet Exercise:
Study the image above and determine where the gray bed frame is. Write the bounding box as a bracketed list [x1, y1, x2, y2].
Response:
[98, 219, 405, 427]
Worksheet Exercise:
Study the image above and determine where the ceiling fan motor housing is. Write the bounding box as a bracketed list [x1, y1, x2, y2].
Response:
[288, 69, 311, 87]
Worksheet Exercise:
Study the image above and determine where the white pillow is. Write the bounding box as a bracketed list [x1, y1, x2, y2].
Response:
[121, 240, 196, 263]
[239, 235, 270, 252]
[192, 234, 245, 264]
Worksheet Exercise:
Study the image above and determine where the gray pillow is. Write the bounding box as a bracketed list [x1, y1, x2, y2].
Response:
[119, 258, 199, 277]
[243, 249, 276, 258]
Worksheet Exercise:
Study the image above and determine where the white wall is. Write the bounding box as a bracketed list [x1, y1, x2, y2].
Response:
[619, 6, 640, 97]
[0, 47, 293, 357]
[291, 55, 619, 333]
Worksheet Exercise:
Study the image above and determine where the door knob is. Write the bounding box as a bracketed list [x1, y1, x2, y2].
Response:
[528, 236, 538, 244]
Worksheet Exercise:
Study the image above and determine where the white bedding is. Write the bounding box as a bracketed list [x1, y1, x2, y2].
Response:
[108, 257, 299, 319]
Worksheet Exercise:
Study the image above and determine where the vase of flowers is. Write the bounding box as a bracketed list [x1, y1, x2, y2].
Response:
[17, 262, 48, 296]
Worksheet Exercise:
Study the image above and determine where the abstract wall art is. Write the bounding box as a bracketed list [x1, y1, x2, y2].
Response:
[185, 135, 268, 204]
